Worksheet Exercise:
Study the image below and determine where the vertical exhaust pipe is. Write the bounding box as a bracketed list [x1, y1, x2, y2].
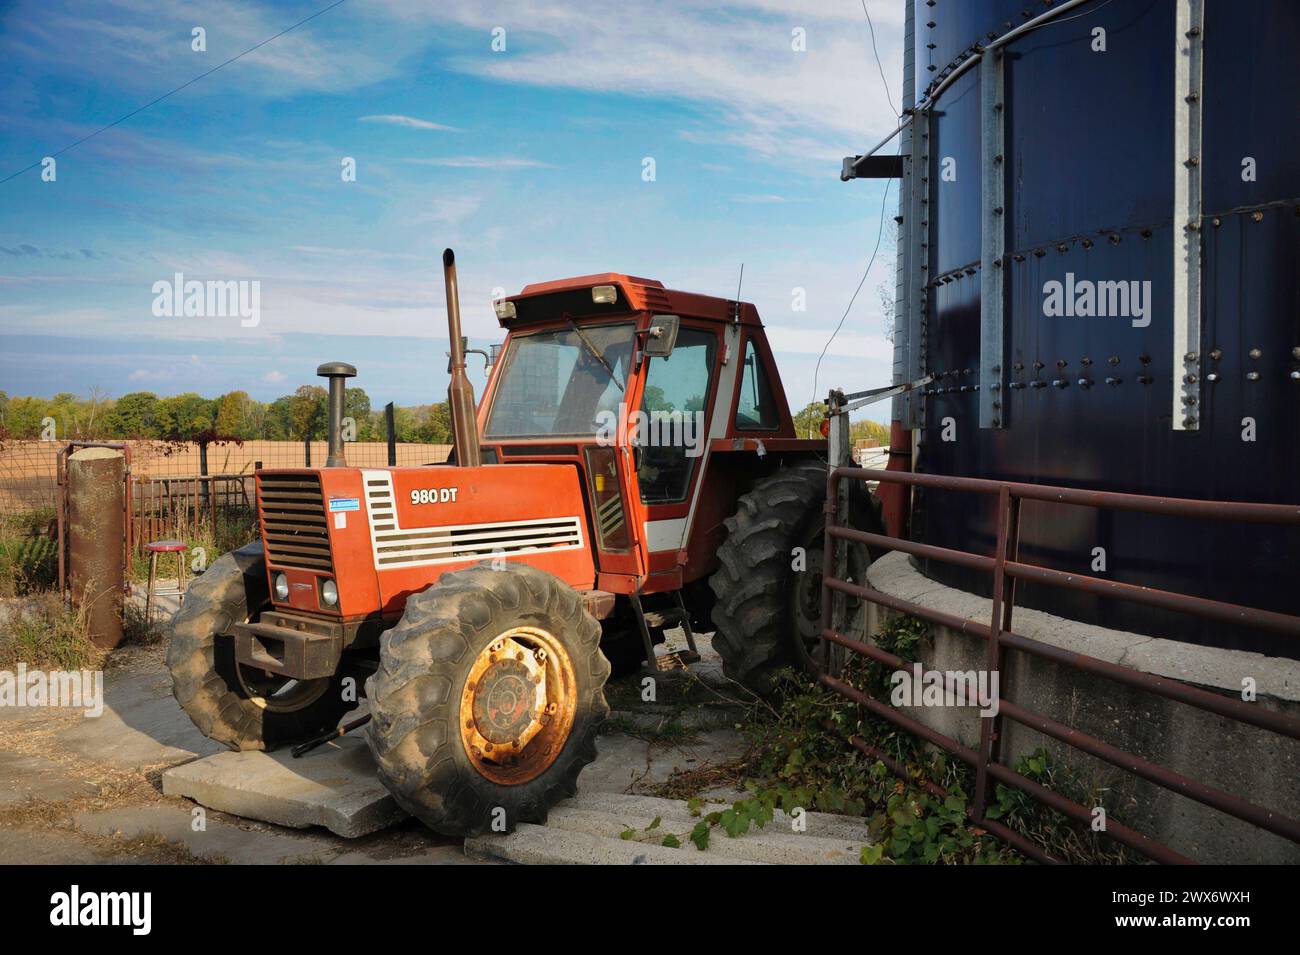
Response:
[317, 362, 357, 467]
[443, 248, 482, 467]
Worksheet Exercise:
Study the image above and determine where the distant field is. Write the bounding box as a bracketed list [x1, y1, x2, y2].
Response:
[0, 440, 452, 512]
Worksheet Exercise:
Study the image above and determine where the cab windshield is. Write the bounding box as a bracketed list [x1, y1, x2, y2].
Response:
[485, 321, 636, 438]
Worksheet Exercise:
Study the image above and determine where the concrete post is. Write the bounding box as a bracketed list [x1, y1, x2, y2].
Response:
[67, 447, 126, 649]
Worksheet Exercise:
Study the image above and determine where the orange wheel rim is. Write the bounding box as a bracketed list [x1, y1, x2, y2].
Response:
[458, 626, 577, 785]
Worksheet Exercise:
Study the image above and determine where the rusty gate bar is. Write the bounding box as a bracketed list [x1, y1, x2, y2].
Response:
[819, 465, 1300, 864]
[820, 626, 1300, 845]
[973, 485, 1012, 820]
[819, 670, 1194, 864]
[824, 573, 1300, 740]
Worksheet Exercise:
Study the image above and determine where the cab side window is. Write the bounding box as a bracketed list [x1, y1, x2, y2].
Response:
[734, 337, 779, 430]
[637, 327, 716, 503]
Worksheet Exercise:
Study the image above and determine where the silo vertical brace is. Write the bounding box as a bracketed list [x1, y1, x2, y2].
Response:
[979, 49, 1006, 430]
[1172, 0, 1205, 431]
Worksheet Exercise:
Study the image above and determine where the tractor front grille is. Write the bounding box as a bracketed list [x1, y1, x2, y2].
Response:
[258, 473, 335, 571]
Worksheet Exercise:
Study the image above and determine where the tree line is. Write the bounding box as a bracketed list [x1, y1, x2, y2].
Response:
[0, 389, 888, 448]
[0, 387, 453, 445]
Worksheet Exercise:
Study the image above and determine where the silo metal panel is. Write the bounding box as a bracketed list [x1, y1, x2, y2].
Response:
[904, 0, 1300, 658]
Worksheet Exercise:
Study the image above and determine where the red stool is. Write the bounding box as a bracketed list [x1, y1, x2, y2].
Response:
[145, 540, 188, 621]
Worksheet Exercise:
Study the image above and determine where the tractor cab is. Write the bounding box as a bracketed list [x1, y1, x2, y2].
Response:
[475, 274, 814, 609]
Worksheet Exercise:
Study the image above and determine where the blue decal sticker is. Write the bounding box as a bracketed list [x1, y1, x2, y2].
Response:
[328, 497, 360, 512]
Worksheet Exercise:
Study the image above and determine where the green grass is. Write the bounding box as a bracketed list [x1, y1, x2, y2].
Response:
[0, 591, 102, 671]
[0, 508, 58, 597]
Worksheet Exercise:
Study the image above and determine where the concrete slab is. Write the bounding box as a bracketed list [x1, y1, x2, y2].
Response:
[161, 735, 407, 838]
[466, 822, 759, 865]
[577, 728, 747, 795]
[467, 792, 870, 865]
[562, 791, 873, 844]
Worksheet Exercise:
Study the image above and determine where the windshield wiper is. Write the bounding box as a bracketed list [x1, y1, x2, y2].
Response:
[567, 317, 624, 391]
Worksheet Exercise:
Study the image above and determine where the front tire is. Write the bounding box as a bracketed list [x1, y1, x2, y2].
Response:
[166, 542, 358, 751]
[366, 563, 610, 837]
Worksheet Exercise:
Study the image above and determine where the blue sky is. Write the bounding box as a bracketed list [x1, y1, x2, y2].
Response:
[0, 0, 903, 420]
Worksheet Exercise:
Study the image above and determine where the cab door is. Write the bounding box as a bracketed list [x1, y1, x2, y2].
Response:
[582, 441, 646, 584]
[627, 321, 721, 579]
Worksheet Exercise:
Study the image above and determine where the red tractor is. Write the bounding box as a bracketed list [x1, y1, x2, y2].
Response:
[167, 250, 868, 836]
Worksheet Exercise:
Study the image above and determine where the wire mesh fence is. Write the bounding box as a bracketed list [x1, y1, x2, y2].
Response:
[0, 438, 452, 554]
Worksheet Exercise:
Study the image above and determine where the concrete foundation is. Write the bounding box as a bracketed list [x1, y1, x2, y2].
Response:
[860, 551, 1300, 864]
[161, 735, 407, 839]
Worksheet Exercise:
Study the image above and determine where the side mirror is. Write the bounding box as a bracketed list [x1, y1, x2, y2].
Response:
[642, 315, 680, 359]
[488, 342, 504, 368]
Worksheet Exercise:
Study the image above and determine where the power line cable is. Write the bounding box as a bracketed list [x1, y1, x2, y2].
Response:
[808, 178, 892, 432]
[860, 0, 898, 118]
[1, 0, 350, 185]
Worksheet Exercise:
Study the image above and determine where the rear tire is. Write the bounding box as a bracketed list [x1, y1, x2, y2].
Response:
[366, 563, 610, 837]
[166, 542, 358, 751]
[709, 460, 875, 696]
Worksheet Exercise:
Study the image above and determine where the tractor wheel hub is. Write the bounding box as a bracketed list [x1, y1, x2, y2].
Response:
[459, 627, 576, 785]
[472, 651, 545, 746]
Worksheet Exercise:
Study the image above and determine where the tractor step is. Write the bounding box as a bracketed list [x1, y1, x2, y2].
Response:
[656, 649, 701, 668]
[629, 591, 700, 672]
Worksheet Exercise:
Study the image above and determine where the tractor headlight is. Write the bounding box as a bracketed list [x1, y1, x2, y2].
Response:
[274, 573, 289, 601]
[494, 300, 517, 320]
[320, 579, 339, 608]
[591, 284, 617, 304]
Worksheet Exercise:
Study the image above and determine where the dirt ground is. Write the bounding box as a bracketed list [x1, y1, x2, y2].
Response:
[0, 600, 752, 865]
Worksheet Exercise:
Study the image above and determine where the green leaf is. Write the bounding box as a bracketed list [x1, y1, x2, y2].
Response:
[686, 797, 704, 817]
[661, 834, 681, 849]
[645, 816, 662, 831]
[690, 820, 712, 851]
[619, 828, 635, 840]
[860, 844, 885, 865]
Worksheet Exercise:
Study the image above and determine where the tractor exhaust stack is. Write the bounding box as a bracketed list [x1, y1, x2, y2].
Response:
[442, 248, 482, 468]
[317, 361, 357, 467]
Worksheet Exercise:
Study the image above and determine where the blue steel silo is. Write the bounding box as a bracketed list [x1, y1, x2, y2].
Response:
[846, 0, 1300, 658]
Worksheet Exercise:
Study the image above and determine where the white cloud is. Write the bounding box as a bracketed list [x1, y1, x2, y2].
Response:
[375, 0, 904, 169]
[359, 114, 459, 132]
[401, 157, 552, 170]
[262, 370, 286, 384]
